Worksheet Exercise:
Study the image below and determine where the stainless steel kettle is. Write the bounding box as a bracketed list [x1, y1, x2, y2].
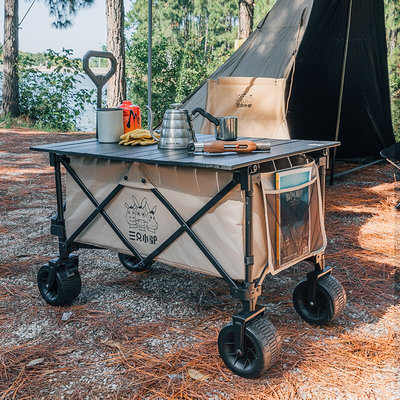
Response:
[150, 103, 196, 149]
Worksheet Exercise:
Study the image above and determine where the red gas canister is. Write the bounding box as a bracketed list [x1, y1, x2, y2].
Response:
[119, 100, 141, 133]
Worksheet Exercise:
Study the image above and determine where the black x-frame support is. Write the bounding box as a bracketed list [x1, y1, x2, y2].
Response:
[47, 150, 330, 355]
[48, 153, 270, 354]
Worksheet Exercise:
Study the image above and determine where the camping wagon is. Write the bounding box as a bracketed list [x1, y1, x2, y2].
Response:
[31, 135, 346, 378]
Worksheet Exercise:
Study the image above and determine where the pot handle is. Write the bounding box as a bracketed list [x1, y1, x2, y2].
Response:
[146, 105, 159, 142]
[191, 107, 220, 127]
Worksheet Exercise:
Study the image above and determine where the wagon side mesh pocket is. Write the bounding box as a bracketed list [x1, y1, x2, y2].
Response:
[261, 160, 326, 273]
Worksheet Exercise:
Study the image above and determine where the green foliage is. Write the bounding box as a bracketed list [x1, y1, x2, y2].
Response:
[385, 0, 400, 94]
[18, 49, 94, 132]
[391, 99, 400, 142]
[384, 0, 400, 140]
[89, 57, 109, 68]
[42, 0, 95, 28]
[125, 0, 251, 124]
[387, 48, 400, 142]
[19, 51, 47, 67]
[0, 113, 16, 129]
[254, 0, 277, 26]
[388, 47, 400, 98]
[125, 0, 278, 125]
[127, 37, 182, 125]
[0, 112, 59, 131]
[175, 38, 209, 102]
[125, 0, 399, 139]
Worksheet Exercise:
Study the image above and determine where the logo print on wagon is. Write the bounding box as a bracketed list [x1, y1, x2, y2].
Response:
[125, 195, 158, 245]
[236, 93, 253, 108]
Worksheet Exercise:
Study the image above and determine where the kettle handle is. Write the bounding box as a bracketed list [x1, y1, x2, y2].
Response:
[146, 105, 158, 142]
[191, 107, 220, 127]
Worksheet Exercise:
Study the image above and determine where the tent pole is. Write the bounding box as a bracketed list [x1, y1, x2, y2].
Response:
[147, 0, 152, 129]
[330, 0, 353, 185]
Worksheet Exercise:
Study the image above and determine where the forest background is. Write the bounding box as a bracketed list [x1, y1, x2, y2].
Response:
[1, 0, 400, 140]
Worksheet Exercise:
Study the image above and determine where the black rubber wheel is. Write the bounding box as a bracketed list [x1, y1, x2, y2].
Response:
[118, 253, 149, 272]
[218, 316, 281, 378]
[37, 264, 81, 306]
[293, 274, 346, 325]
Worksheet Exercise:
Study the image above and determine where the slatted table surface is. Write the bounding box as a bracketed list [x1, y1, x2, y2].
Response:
[31, 135, 340, 171]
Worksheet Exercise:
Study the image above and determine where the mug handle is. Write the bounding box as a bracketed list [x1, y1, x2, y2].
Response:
[191, 107, 220, 126]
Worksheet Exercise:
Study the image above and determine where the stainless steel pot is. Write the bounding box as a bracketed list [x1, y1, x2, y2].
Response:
[191, 108, 238, 141]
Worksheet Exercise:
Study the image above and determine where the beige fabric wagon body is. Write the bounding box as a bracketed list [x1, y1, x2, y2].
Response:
[65, 155, 326, 281]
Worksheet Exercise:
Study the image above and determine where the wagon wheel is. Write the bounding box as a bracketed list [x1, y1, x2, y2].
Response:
[118, 253, 150, 272]
[293, 274, 346, 325]
[218, 316, 281, 378]
[37, 264, 81, 306]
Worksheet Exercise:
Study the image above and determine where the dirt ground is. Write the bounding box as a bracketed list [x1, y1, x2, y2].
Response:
[0, 129, 399, 399]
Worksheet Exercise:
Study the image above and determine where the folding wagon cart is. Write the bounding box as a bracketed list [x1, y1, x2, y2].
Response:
[31, 135, 346, 378]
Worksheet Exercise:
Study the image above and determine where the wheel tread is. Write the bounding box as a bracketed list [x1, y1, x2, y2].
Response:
[37, 265, 81, 306]
[293, 273, 346, 325]
[218, 316, 281, 378]
[118, 253, 148, 272]
[247, 317, 281, 370]
[318, 275, 346, 320]
[60, 269, 81, 304]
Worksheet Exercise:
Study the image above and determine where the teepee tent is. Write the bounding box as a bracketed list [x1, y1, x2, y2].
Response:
[181, 0, 395, 158]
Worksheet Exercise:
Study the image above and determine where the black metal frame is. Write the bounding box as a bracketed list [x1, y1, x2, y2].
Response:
[48, 149, 330, 356]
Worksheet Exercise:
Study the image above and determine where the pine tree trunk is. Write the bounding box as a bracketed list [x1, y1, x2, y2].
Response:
[106, 0, 126, 107]
[239, 0, 254, 40]
[1, 0, 19, 117]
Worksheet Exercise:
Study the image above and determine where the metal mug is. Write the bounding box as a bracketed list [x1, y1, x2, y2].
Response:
[191, 108, 238, 141]
[96, 108, 124, 143]
[215, 117, 238, 141]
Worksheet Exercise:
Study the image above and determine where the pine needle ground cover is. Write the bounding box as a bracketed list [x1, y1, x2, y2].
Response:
[0, 130, 399, 399]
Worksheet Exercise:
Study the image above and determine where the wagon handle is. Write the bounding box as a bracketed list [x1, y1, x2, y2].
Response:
[83, 50, 117, 109]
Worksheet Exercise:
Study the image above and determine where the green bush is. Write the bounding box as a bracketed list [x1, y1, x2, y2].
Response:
[125, 0, 240, 125]
[126, 34, 213, 127]
[19, 49, 94, 131]
[126, 37, 184, 126]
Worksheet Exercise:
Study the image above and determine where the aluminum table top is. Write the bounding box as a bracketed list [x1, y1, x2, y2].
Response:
[31, 134, 340, 171]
